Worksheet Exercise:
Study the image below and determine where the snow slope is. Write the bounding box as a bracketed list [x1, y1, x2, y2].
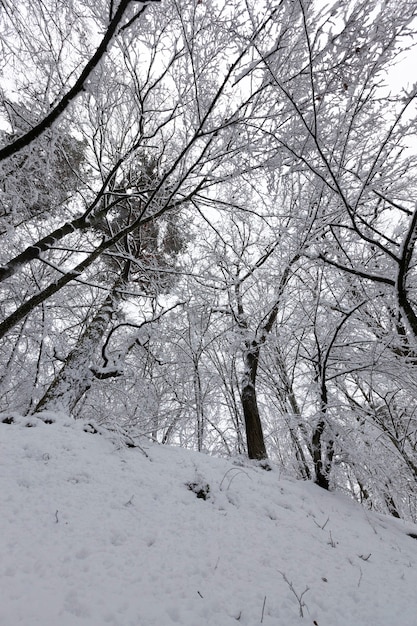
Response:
[1, 412, 417, 626]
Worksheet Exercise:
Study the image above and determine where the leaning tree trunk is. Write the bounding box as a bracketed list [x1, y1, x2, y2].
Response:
[34, 281, 123, 415]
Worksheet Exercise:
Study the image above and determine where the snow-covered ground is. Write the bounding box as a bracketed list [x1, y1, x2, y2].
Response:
[1, 412, 417, 626]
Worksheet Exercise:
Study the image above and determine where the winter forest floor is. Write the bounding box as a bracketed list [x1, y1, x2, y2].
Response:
[1, 412, 417, 626]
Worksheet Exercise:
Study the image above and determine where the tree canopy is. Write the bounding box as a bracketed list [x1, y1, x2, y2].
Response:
[2, 0, 417, 520]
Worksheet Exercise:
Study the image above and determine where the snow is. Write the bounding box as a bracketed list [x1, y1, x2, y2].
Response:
[1, 412, 417, 626]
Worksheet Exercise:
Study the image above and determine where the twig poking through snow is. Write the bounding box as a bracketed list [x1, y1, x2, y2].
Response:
[219, 467, 251, 491]
[314, 516, 329, 530]
[279, 571, 310, 618]
[260, 595, 267, 623]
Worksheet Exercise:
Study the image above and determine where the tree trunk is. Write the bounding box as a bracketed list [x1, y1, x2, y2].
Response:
[311, 418, 333, 490]
[241, 347, 268, 460]
[34, 283, 122, 415]
[312, 370, 334, 490]
[193, 358, 205, 452]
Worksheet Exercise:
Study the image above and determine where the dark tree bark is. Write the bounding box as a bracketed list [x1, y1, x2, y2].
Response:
[311, 363, 333, 490]
[241, 345, 268, 460]
[311, 301, 363, 489]
[311, 419, 333, 490]
[234, 255, 300, 461]
[0, 0, 158, 162]
[396, 207, 417, 339]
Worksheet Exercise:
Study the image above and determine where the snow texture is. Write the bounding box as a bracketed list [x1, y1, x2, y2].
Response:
[1, 411, 417, 625]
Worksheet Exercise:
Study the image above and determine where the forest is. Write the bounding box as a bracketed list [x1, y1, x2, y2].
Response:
[1, 0, 417, 520]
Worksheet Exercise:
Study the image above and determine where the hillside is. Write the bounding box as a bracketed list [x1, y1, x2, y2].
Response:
[1, 412, 417, 626]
